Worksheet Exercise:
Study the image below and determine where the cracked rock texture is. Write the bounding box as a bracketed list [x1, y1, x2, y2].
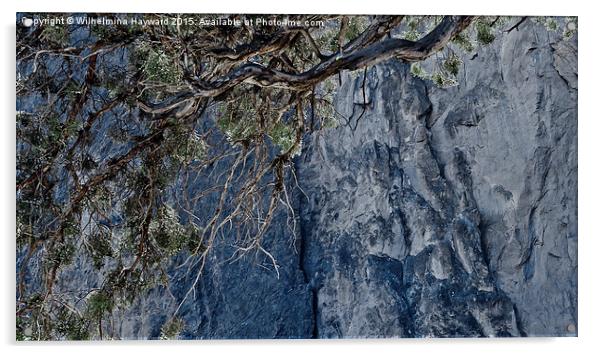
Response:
[297, 23, 577, 338]
[66, 21, 576, 339]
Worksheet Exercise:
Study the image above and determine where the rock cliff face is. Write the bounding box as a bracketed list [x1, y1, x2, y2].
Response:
[297, 22, 577, 338]
[105, 22, 578, 339]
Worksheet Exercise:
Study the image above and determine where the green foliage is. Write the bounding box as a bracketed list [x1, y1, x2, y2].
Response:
[431, 72, 458, 88]
[217, 113, 259, 142]
[171, 131, 207, 165]
[186, 228, 207, 254]
[268, 121, 297, 154]
[16, 215, 32, 247]
[64, 117, 82, 138]
[136, 43, 182, 85]
[410, 63, 429, 80]
[452, 33, 475, 52]
[315, 99, 337, 129]
[563, 17, 577, 39]
[40, 25, 68, 46]
[343, 17, 369, 43]
[16, 317, 28, 341]
[531, 16, 577, 41]
[46, 242, 76, 267]
[411, 62, 459, 88]
[91, 20, 142, 42]
[160, 317, 185, 340]
[475, 20, 495, 45]
[90, 185, 112, 211]
[316, 27, 339, 54]
[86, 292, 114, 319]
[62, 218, 81, 238]
[443, 53, 462, 76]
[322, 115, 338, 129]
[313, 77, 338, 129]
[56, 311, 90, 340]
[150, 205, 188, 256]
[64, 79, 83, 99]
[403, 17, 421, 41]
[217, 92, 261, 143]
[217, 87, 301, 153]
[400, 16, 444, 41]
[104, 267, 155, 304]
[46, 114, 64, 146]
[86, 229, 113, 269]
[544, 18, 558, 31]
[314, 17, 369, 54]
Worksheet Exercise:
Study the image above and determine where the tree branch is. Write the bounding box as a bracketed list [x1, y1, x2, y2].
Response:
[140, 16, 473, 114]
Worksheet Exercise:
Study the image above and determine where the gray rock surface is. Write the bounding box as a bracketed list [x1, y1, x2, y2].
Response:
[297, 22, 577, 338]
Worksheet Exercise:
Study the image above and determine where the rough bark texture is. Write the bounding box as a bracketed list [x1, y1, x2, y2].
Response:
[52, 20, 577, 339]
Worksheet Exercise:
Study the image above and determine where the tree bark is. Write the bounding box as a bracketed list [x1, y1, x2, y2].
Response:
[140, 16, 473, 114]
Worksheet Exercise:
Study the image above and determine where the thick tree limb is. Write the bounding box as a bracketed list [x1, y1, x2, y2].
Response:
[140, 16, 473, 114]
